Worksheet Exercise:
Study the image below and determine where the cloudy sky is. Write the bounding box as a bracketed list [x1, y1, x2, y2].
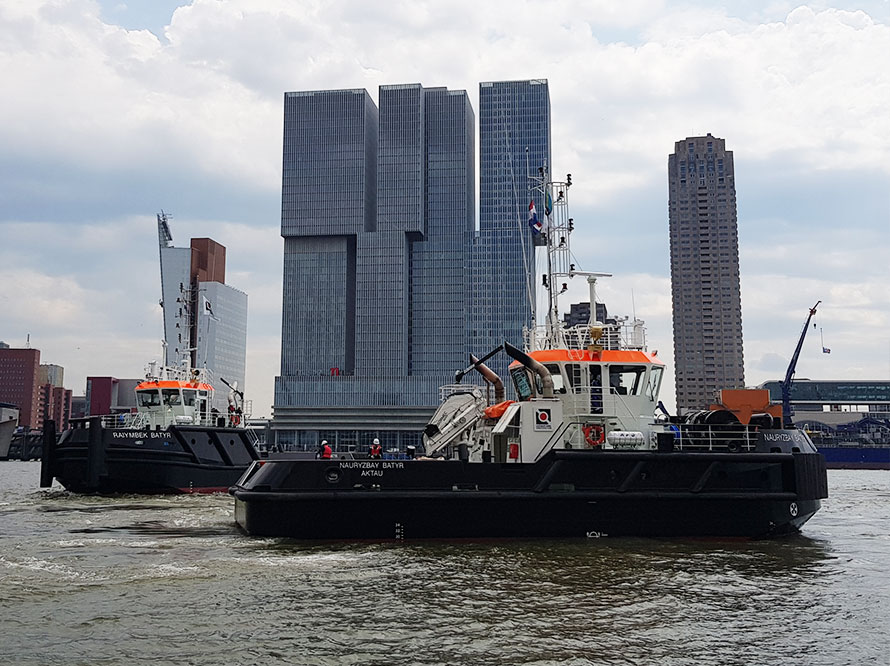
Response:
[2, 0, 888, 417]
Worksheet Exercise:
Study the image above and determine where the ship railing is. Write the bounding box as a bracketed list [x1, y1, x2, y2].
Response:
[438, 384, 486, 401]
[525, 321, 646, 352]
[97, 412, 235, 429]
[99, 413, 153, 429]
[551, 419, 759, 453]
[244, 427, 261, 449]
[144, 362, 214, 386]
[671, 424, 759, 452]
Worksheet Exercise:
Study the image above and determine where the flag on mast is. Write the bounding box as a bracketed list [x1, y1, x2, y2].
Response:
[528, 200, 542, 234]
[202, 296, 220, 322]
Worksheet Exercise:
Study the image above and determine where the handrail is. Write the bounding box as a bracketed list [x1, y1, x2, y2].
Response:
[88, 412, 246, 430]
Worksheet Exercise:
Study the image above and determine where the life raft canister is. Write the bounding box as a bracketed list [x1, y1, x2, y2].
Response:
[582, 424, 605, 446]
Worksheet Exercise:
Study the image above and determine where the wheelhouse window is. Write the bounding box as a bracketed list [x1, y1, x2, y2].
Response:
[589, 365, 603, 414]
[646, 367, 664, 401]
[565, 363, 581, 388]
[137, 390, 161, 408]
[162, 388, 182, 406]
[608, 365, 646, 396]
[543, 364, 565, 392]
[182, 389, 197, 407]
[510, 367, 533, 401]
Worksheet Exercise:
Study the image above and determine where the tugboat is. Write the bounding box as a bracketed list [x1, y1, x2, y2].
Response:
[40, 361, 261, 494]
[230, 168, 828, 540]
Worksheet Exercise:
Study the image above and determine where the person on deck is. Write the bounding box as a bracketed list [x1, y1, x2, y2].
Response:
[369, 438, 382, 458]
[317, 440, 332, 459]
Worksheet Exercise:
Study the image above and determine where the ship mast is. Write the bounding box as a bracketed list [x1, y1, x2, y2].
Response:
[528, 165, 574, 348]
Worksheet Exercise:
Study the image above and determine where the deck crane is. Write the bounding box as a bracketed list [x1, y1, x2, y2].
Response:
[781, 301, 821, 428]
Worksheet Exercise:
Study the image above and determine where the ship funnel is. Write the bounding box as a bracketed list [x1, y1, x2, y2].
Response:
[504, 341, 554, 398]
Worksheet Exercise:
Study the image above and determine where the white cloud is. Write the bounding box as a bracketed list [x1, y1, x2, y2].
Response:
[4, 1, 887, 201]
[0, 1, 280, 191]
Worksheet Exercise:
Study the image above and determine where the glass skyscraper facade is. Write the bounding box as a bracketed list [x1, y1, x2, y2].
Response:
[472, 80, 551, 379]
[274, 85, 475, 451]
[197, 280, 248, 412]
[668, 134, 745, 412]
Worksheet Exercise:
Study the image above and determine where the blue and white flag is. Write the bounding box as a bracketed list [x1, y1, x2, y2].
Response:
[528, 200, 542, 234]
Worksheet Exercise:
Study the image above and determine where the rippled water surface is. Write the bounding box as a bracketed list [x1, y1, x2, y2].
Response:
[1, 462, 888, 665]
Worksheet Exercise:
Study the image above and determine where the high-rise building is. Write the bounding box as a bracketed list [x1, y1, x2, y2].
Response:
[38, 383, 72, 430]
[668, 134, 745, 412]
[472, 79, 551, 378]
[157, 214, 248, 411]
[0, 348, 40, 428]
[274, 84, 475, 450]
[36, 363, 70, 430]
[38, 364, 64, 388]
[563, 302, 610, 328]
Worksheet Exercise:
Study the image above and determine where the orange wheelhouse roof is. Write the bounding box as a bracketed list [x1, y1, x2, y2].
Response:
[511, 349, 663, 366]
[135, 380, 215, 391]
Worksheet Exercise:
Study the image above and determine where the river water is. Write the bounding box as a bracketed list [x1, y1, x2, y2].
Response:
[1, 462, 888, 666]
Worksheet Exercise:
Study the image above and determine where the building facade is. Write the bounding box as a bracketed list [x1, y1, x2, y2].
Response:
[273, 84, 475, 451]
[33, 363, 71, 430]
[760, 379, 890, 422]
[0, 348, 40, 428]
[38, 364, 64, 387]
[39, 383, 72, 431]
[668, 134, 745, 412]
[759, 379, 890, 447]
[471, 79, 551, 379]
[157, 213, 248, 412]
[85, 376, 141, 416]
[563, 301, 609, 328]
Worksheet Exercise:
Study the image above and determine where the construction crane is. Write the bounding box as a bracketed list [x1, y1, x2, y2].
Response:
[781, 301, 821, 428]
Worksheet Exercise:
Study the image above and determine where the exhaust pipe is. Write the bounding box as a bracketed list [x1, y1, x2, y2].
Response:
[504, 341, 554, 398]
[470, 354, 505, 403]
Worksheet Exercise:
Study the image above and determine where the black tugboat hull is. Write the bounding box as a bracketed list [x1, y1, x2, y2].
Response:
[230, 450, 828, 540]
[234, 492, 821, 540]
[41, 418, 260, 494]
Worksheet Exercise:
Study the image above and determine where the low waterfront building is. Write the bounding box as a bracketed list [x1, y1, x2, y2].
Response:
[759, 379, 890, 445]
